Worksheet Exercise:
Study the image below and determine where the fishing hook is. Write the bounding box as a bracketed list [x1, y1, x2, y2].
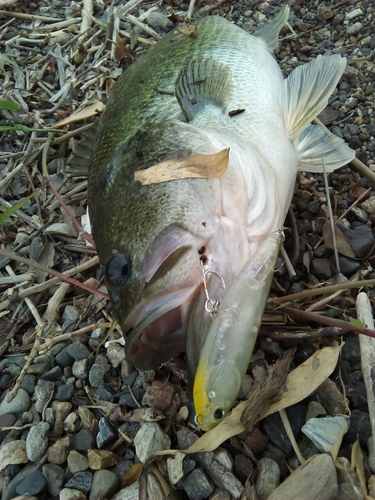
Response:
[200, 260, 226, 316]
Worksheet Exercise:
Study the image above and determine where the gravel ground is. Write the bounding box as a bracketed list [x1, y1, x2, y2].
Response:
[1, 0, 375, 499]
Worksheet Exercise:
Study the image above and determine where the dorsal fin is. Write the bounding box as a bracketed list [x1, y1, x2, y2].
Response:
[175, 58, 232, 122]
[254, 5, 290, 53]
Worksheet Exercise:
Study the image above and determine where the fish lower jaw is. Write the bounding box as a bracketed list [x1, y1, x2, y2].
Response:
[125, 306, 186, 371]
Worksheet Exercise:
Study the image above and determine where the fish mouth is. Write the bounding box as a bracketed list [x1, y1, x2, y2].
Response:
[124, 285, 200, 371]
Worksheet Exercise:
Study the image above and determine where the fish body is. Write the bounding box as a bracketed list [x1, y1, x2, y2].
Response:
[88, 9, 354, 429]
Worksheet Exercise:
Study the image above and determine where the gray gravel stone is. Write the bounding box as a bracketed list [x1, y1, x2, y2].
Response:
[42, 463, 65, 496]
[26, 421, 50, 461]
[147, 11, 174, 31]
[112, 483, 139, 500]
[16, 470, 47, 496]
[72, 428, 96, 452]
[67, 450, 89, 474]
[134, 422, 171, 462]
[255, 458, 280, 500]
[89, 469, 119, 500]
[55, 383, 75, 401]
[55, 344, 74, 368]
[72, 358, 89, 379]
[67, 341, 91, 360]
[97, 417, 116, 448]
[302, 417, 349, 453]
[41, 365, 63, 381]
[35, 379, 55, 413]
[19, 374, 36, 394]
[346, 22, 363, 35]
[89, 356, 110, 387]
[0, 388, 30, 416]
[182, 468, 215, 500]
[65, 471, 93, 494]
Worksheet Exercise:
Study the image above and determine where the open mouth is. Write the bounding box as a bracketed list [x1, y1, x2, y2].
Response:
[124, 284, 201, 370]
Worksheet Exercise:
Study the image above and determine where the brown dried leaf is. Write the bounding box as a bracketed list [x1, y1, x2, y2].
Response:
[54, 101, 106, 128]
[122, 462, 144, 488]
[323, 221, 355, 258]
[178, 25, 197, 36]
[134, 148, 229, 185]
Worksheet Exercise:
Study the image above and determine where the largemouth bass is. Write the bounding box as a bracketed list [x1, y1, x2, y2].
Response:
[88, 8, 355, 430]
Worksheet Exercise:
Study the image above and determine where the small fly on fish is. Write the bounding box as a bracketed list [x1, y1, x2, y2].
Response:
[88, 6, 355, 431]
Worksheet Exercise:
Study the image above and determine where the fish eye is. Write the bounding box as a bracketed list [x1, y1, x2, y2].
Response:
[106, 252, 131, 287]
[213, 408, 225, 421]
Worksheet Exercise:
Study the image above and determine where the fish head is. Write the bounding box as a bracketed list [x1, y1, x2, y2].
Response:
[103, 222, 208, 371]
[193, 357, 242, 431]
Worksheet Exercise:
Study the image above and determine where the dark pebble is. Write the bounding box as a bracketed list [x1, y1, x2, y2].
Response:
[341, 336, 361, 364]
[0, 373, 13, 390]
[336, 223, 374, 258]
[122, 370, 138, 387]
[16, 470, 46, 496]
[235, 454, 254, 484]
[55, 345, 74, 368]
[311, 258, 332, 279]
[182, 468, 215, 500]
[55, 383, 75, 402]
[94, 385, 114, 401]
[72, 428, 96, 452]
[41, 366, 63, 381]
[97, 417, 116, 448]
[0, 413, 16, 441]
[19, 374, 36, 394]
[259, 337, 284, 360]
[346, 409, 371, 447]
[331, 256, 361, 277]
[263, 404, 307, 456]
[119, 388, 145, 408]
[67, 341, 91, 360]
[65, 471, 93, 494]
[118, 422, 141, 441]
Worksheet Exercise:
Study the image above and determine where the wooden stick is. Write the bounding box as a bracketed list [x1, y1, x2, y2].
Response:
[356, 292, 375, 473]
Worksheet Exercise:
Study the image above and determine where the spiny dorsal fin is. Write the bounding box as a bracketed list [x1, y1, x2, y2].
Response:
[175, 58, 232, 122]
[254, 5, 290, 53]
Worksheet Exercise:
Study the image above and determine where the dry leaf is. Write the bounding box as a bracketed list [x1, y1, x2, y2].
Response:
[260, 344, 341, 419]
[122, 462, 143, 487]
[351, 439, 367, 496]
[178, 25, 197, 36]
[54, 101, 105, 128]
[323, 221, 355, 258]
[134, 148, 229, 185]
[330, 420, 349, 462]
[155, 345, 341, 456]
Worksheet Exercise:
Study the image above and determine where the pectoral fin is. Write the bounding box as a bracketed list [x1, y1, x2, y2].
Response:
[296, 124, 355, 172]
[284, 54, 347, 140]
[175, 59, 232, 121]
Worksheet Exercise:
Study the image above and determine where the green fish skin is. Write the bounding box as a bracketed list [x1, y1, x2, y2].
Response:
[88, 10, 354, 374]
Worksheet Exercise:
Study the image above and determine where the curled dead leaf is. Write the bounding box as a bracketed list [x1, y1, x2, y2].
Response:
[134, 148, 229, 185]
[323, 221, 355, 258]
[54, 101, 106, 128]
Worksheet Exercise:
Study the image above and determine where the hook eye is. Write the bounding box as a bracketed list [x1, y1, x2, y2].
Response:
[194, 414, 203, 426]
